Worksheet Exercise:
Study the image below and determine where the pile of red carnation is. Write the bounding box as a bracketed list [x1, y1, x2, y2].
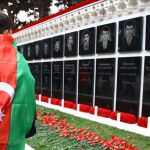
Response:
[36, 110, 139, 150]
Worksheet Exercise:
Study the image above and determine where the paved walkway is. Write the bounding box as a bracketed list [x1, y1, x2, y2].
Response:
[25, 144, 34, 150]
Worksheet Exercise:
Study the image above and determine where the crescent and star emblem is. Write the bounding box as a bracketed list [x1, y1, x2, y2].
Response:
[0, 82, 15, 122]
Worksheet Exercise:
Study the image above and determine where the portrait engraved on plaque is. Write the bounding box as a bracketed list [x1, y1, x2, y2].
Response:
[79, 27, 95, 55]
[97, 23, 116, 53]
[34, 41, 42, 59]
[52, 35, 64, 58]
[42, 38, 51, 58]
[118, 17, 143, 52]
[65, 32, 78, 57]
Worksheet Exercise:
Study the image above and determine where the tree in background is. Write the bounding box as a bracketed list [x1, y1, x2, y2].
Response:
[0, 0, 84, 29]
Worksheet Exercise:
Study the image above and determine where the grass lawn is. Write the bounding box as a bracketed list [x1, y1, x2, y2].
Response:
[27, 105, 150, 150]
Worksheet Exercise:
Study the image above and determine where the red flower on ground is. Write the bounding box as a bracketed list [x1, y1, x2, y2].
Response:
[36, 110, 139, 150]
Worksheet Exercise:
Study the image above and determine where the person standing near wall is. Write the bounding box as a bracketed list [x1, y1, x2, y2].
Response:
[0, 12, 36, 150]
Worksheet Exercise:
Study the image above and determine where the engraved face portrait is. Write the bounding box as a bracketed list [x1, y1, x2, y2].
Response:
[97, 23, 116, 53]
[34, 41, 41, 59]
[65, 32, 78, 57]
[82, 31, 90, 51]
[44, 42, 49, 55]
[27, 45, 31, 57]
[42, 38, 51, 58]
[118, 17, 143, 52]
[54, 40, 61, 52]
[20, 46, 24, 55]
[53, 35, 64, 58]
[35, 44, 40, 56]
[79, 27, 95, 55]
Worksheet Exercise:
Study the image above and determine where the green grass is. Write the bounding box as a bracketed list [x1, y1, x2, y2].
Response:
[27, 105, 150, 150]
[27, 122, 103, 150]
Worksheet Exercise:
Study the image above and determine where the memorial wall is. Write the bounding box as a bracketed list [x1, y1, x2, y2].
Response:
[16, 1, 150, 118]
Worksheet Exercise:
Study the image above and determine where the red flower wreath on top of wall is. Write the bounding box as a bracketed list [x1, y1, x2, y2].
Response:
[37, 96, 145, 126]
[79, 104, 91, 113]
[137, 117, 148, 128]
[98, 108, 112, 118]
[35, 94, 39, 101]
[110, 111, 137, 124]
[64, 100, 74, 109]
[41, 96, 49, 103]
[51, 98, 61, 106]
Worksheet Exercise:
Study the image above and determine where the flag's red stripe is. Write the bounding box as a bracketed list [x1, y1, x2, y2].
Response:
[0, 35, 17, 149]
[0, 105, 12, 150]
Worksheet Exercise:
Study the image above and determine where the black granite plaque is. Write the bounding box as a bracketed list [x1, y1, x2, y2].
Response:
[146, 15, 150, 50]
[42, 62, 51, 97]
[118, 17, 143, 52]
[78, 59, 94, 105]
[32, 63, 42, 94]
[34, 41, 42, 59]
[96, 23, 116, 54]
[22, 44, 27, 60]
[28, 63, 33, 75]
[95, 58, 115, 110]
[117, 57, 141, 116]
[17, 46, 20, 52]
[52, 35, 64, 58]
[142, 57, 150, 116]
[42, 38, 51, 58]
[52, 61, 63, 98]
[64, 61, 77, 102]
[65, 32, 78, 57]
[26, 43, 33, 60]
[18, 45, 25, 56]
[79, 27, 95, 55]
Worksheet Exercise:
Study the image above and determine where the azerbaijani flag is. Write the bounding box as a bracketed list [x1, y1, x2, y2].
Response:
[0, 35, 36, 150]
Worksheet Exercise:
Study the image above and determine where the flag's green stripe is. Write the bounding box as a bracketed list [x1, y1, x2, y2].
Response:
[7, 42, 35, 150]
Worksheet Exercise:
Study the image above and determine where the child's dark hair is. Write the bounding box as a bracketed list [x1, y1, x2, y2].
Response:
[0, 12, 14, 34]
